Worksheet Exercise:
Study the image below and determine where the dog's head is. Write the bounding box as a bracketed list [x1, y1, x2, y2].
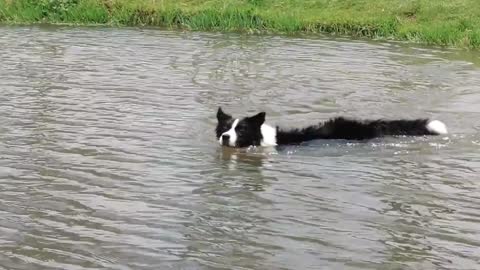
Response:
[215, 107, 266, 148]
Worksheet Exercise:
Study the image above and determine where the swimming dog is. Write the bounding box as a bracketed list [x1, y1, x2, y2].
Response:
[215, 107, 448, 148]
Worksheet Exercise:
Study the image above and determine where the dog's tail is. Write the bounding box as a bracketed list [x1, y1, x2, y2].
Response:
[320, 117, 448, 140]
[426, 120, 448, 135]
[321, 117, 449, 140]
[276, 117, 447, 144]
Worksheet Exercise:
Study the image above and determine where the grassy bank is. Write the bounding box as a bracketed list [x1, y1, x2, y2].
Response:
[1, 0, 480, 48]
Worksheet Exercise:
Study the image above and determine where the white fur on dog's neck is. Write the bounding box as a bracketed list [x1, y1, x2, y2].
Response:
[261, 124, 277, 146]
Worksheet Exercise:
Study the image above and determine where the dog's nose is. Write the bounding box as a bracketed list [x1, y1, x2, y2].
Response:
[221, 135, 230, 145]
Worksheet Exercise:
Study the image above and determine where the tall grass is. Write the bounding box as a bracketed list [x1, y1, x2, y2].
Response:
[1, 0, 480, 48]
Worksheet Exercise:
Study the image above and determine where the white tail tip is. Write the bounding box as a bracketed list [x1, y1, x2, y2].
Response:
[427, 120, 448, 135]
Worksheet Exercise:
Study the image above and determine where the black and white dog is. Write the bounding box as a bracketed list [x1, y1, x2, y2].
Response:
[215, 107, 448, 148]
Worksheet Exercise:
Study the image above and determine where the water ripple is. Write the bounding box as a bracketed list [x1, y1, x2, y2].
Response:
[0, 25, 480, 270]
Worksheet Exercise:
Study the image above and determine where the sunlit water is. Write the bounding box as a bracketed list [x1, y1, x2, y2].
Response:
[0, 25, 479, 270]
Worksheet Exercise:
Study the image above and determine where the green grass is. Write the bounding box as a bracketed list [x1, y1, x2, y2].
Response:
[1, 0, 480, 48]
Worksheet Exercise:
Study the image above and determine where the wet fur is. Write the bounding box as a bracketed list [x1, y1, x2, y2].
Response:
[216, 107, 446, 148]
[276, 117, 435, 144]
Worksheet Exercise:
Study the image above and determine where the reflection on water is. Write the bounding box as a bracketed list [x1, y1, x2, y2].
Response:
[0, 25, 479, 270]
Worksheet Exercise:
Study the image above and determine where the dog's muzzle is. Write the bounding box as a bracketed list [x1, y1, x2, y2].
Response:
[221, 135, 230, 146]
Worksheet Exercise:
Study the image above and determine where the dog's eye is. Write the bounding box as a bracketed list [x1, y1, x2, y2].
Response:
[236, 126, 246, 133]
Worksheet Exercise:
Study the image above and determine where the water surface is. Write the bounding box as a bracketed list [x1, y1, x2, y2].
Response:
[0, 26, 479, 270]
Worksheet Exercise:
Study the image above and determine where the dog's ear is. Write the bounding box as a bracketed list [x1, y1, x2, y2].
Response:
[248, 112, 266, 127]
[217, 107, 231, 121]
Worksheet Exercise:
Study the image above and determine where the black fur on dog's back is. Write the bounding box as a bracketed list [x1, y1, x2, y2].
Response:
[276, 117, 434, 145]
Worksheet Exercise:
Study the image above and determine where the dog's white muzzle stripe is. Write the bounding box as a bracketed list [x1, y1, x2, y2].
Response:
[219, 119, 239, 147]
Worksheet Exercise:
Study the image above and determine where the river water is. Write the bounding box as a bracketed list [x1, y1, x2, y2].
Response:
[0, 25, 479, 270]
